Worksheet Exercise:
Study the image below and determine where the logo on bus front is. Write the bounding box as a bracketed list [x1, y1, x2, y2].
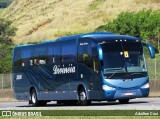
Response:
[53, 64, 76, 74]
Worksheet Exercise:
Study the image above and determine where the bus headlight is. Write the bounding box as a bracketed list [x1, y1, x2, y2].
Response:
[102, 85, 116, 91]
[141, 83, 149, 89]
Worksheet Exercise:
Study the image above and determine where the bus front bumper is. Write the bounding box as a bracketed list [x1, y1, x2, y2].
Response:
[103, 88, 149, 100]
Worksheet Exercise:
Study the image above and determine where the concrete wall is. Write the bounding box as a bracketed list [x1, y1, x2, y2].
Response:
[149, 80, 160, 96]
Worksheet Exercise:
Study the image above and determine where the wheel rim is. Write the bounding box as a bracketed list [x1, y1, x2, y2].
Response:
[31, 92, 36, 104]
[79, 91, 86, 101]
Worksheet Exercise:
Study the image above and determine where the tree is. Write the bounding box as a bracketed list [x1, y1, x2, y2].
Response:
[0, 45, 13, 73]
[0, 18, 16, 73]
[95, 9, 160, 52]
[0, 18, 17, 45]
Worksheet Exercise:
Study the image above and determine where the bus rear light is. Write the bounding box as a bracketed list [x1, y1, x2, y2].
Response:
[102, 85, 115, 91]
[141, 83, 149, 89]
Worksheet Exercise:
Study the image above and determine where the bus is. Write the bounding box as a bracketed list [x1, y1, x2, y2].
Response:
[12, 32, 155, 106]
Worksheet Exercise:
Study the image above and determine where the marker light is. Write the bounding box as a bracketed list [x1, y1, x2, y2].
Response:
[141, 83, 149, 89]
[98, 46, 103, 60]
[102, 85, 116, 91]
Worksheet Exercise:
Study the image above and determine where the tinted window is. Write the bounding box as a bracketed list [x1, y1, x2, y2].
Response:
[21, 47, 31, 66]
[101, 42, 146, 74]
[33, 46, 47, 65]
[47, 43, 55, 64]
[78, 38, 92, 67]
[14, 48, 22, 67]
[54, 42, 61, 63]
[62, 40, 76, 63]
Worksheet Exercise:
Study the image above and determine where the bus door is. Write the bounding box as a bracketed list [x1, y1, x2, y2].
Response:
[78, 38, 100, 95]
[92, 45, 101, 94]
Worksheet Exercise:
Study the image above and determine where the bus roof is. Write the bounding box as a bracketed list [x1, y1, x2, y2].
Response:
[14, 32, 140, 48]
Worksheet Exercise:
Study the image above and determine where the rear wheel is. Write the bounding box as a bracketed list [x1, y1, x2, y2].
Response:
[119, 99, 129, 104]
[30, 89, 46, 106]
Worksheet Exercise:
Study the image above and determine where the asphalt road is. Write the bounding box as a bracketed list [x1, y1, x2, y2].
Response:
[0, 98, 160, 110]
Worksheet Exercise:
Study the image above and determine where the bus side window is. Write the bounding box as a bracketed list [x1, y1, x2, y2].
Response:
[14, 49, 22, 67]
[82, 54, 89, 60]
[54, 43, 61, 63]
[34, 46, 47, 65]
[62, 40, 76, 63]
[34, 58, 46, 65]
[78, 39, 92, 68]
[48, 44, 55, 64]
[21, 47, 32, 67]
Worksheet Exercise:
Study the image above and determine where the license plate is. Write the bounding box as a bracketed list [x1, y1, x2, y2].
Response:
[124, 92, 133, 96]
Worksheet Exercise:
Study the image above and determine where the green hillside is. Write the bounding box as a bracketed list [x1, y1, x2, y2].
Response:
[1, 0, 160, 44]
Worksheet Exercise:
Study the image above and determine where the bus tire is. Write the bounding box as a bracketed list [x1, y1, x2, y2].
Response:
[30, 89, 40, 106]
[119, 99, 129, 104]
[77, 88, 90, 106]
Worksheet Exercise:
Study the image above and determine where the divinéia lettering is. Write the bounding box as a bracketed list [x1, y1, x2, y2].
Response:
[53, 65, 76, 74]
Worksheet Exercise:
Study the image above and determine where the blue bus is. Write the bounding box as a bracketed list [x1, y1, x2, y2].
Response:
[12, 32, 155, 106]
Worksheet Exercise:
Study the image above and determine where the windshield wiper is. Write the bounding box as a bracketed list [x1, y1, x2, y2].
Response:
[109, 70, 125, 79]
[104, 67, 124, 72]
[125, 73, 146, 78]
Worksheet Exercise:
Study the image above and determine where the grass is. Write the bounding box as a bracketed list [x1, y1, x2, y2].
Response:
[0, 8, 8, 17]
[0, 9, 4, 15]
[88, 0, 105, 10]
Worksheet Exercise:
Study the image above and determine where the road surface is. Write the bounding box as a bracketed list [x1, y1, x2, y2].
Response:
[0, 98, 160, 110]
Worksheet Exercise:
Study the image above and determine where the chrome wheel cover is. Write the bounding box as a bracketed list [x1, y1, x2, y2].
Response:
[79, 92, 86, 101]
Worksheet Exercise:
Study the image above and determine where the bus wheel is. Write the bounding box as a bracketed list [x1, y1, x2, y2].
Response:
[119, 99, 129, 104]
[31, 89, 40, 106]
[77, 88, 90, 106]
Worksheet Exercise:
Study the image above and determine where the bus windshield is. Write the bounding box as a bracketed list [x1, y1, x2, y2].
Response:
[101, 41, 147, 78]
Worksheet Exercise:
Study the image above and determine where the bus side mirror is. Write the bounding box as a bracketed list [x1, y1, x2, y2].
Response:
[142, 42, 155, 59]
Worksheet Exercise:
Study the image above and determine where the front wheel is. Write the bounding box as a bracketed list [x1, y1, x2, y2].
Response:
[119, 99, 129, 104]
[77, 88, 91, 106]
